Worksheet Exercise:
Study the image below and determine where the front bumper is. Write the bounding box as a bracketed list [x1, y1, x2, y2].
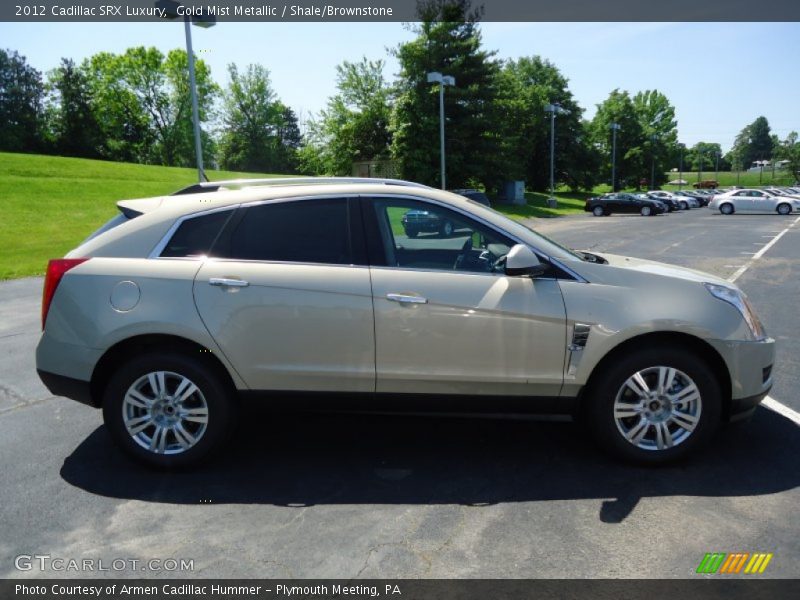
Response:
[707, 336, 776, 414]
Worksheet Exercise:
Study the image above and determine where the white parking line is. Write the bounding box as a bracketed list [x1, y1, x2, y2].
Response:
[762, 397, 800, 426]
[728, 216, 800, 283]
[727, 216, 800, 424]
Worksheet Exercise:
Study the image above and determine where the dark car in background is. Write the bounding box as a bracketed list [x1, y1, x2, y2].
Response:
[585, 193, 666, 217]
[450, 189, 492, 207]
[401, 208, 455, 237]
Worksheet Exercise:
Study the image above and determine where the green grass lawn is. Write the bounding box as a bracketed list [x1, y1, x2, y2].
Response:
[493, 191, 593, 220]
[0, 152, 283, 280]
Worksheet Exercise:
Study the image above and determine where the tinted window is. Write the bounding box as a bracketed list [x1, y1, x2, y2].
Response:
[228, 198, 352, 265]
[367, 198, 513, 273]
[161, 210, 232, 258]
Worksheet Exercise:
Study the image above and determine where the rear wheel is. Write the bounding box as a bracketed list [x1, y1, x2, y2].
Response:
[439, 220, 454, 237]
[720, 203, 734, 215]
[585, 346, 721, 464]
[777, 203, 792, 215]
[404, 227, 418, 238]
[592, 206, 605, 217]
[102, 352, 236, 468]
[640, 206, 652, 216]
[680, 201, 689, 210]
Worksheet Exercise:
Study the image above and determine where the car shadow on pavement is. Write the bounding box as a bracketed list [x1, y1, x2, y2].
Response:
[60, 405, 800, 523]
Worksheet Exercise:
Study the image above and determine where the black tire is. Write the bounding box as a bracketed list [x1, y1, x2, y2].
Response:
[680, 201, 689, 210]
[720, 203, 734, 215]
[440, 220, 454, 237]
[640, 206, 652, 217]
[592, 205, 605, 217]
[584, 346, 722, 465]
[777, 203, 791, 215]
[404, 227, 418, 238]
[102, 351, 236, 468]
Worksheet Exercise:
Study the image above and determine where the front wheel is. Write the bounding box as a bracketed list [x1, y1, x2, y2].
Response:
[592, 206, 605, 217]
[584, 347, 721, 464]
[640, 206, 652, 216]
[102, 352, 236, 468]
[720, 203, 734, 215]
[680, 201, 689, 210]
[439, 220, 454, 237]
[777, 203, 792, 215]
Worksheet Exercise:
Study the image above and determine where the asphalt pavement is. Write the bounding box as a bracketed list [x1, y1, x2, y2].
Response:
[1, 207, 798, 579]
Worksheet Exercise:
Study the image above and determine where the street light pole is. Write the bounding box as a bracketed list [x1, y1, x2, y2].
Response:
[156, 0, 215, 183]
[544, 103, 569, 208]
[610, 123, 621, 192]
[184, 16, 205, 182]
[678, 143, 685, 191]
[697, 151, 703, 182]
[650, 134, 658, 190]
[427, 71, 455, 190]
[714, 151, 720, 183]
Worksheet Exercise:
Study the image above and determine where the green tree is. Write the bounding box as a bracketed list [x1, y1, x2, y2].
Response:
[391, 0, 502, 189]
[219, 63, 300, 173]
[731, 116, 774, 171]
[632, 90, 678, 187]
[685, 142, 724, 174]
[305, 57, 392, 175]
[0, 48, 45, 152]
[773, 131, 800, 182]
[496, 56, 599, 192]
[46, 58, 101, 158]
[83, 47, 217, 166]
[588, 89, 643, 189]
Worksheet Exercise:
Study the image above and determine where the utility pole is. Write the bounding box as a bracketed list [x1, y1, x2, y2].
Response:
[610, 123, 621, 191]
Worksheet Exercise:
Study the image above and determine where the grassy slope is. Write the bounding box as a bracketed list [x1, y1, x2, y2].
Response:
[493, 191, 593, 220]
[0, 152, 281, 279]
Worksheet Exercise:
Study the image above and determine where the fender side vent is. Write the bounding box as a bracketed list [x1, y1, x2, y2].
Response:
[569, 323, 591, 351]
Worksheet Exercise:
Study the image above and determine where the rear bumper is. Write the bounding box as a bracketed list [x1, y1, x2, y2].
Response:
[37, 369, 97, 408]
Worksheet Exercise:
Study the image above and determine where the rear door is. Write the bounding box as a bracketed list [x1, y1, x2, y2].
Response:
[192, 197, 375, 393]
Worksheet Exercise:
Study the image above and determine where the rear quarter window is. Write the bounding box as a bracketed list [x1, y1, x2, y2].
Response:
[160, 210, 233, 258]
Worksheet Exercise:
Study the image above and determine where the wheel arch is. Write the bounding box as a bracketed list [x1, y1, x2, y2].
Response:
[579, 331, 733, 420]
[90, 334, 239, 408]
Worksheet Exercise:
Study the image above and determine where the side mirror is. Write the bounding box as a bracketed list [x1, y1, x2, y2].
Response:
[504, 244, 547, 277]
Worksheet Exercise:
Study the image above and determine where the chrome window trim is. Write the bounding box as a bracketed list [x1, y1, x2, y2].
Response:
[360, 193, 589, 283]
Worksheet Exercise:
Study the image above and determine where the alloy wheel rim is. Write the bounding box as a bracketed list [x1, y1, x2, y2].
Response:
[613, 366, 702, 451]
[122, 370, 209, 455]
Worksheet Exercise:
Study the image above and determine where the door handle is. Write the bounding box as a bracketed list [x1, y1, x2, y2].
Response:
[386, 293, 427, 304]
[209, 277, 249, 288]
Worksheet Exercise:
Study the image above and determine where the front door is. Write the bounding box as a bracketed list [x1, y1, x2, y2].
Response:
[362, 196, 568, 398]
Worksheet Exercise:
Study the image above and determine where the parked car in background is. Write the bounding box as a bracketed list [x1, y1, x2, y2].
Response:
[648, 191, 695, 210]
[674, 190, 710, 207]
[35, 176, 774, 467]
[402, 207, 455, 237]
[585, 193, 666, 216]
[644, 192, 679, 212]
[450, 188, 492, 207]
[709, 189, 800, 215]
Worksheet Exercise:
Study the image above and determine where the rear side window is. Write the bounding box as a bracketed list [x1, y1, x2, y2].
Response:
[160, 210, 232, 258]
[227, 198, 352, 265]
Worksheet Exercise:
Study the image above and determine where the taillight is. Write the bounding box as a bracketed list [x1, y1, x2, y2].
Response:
[42, 258, 89, 330]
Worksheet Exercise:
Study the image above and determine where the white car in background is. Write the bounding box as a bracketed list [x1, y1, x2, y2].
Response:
[647, 191, 697, 209]
[709, 189, 800, 215]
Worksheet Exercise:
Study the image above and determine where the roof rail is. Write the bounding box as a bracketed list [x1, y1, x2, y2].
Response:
[172, 177, 432, 195]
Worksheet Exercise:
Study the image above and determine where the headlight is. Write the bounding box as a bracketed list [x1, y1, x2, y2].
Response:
[704, 283, 766, 340]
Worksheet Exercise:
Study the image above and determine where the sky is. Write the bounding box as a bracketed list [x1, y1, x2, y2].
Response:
[1, 21, 798, 152]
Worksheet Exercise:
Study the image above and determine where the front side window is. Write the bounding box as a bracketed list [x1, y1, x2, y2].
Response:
[366, 198, 513, 273]
[226, 198, 352, 265]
